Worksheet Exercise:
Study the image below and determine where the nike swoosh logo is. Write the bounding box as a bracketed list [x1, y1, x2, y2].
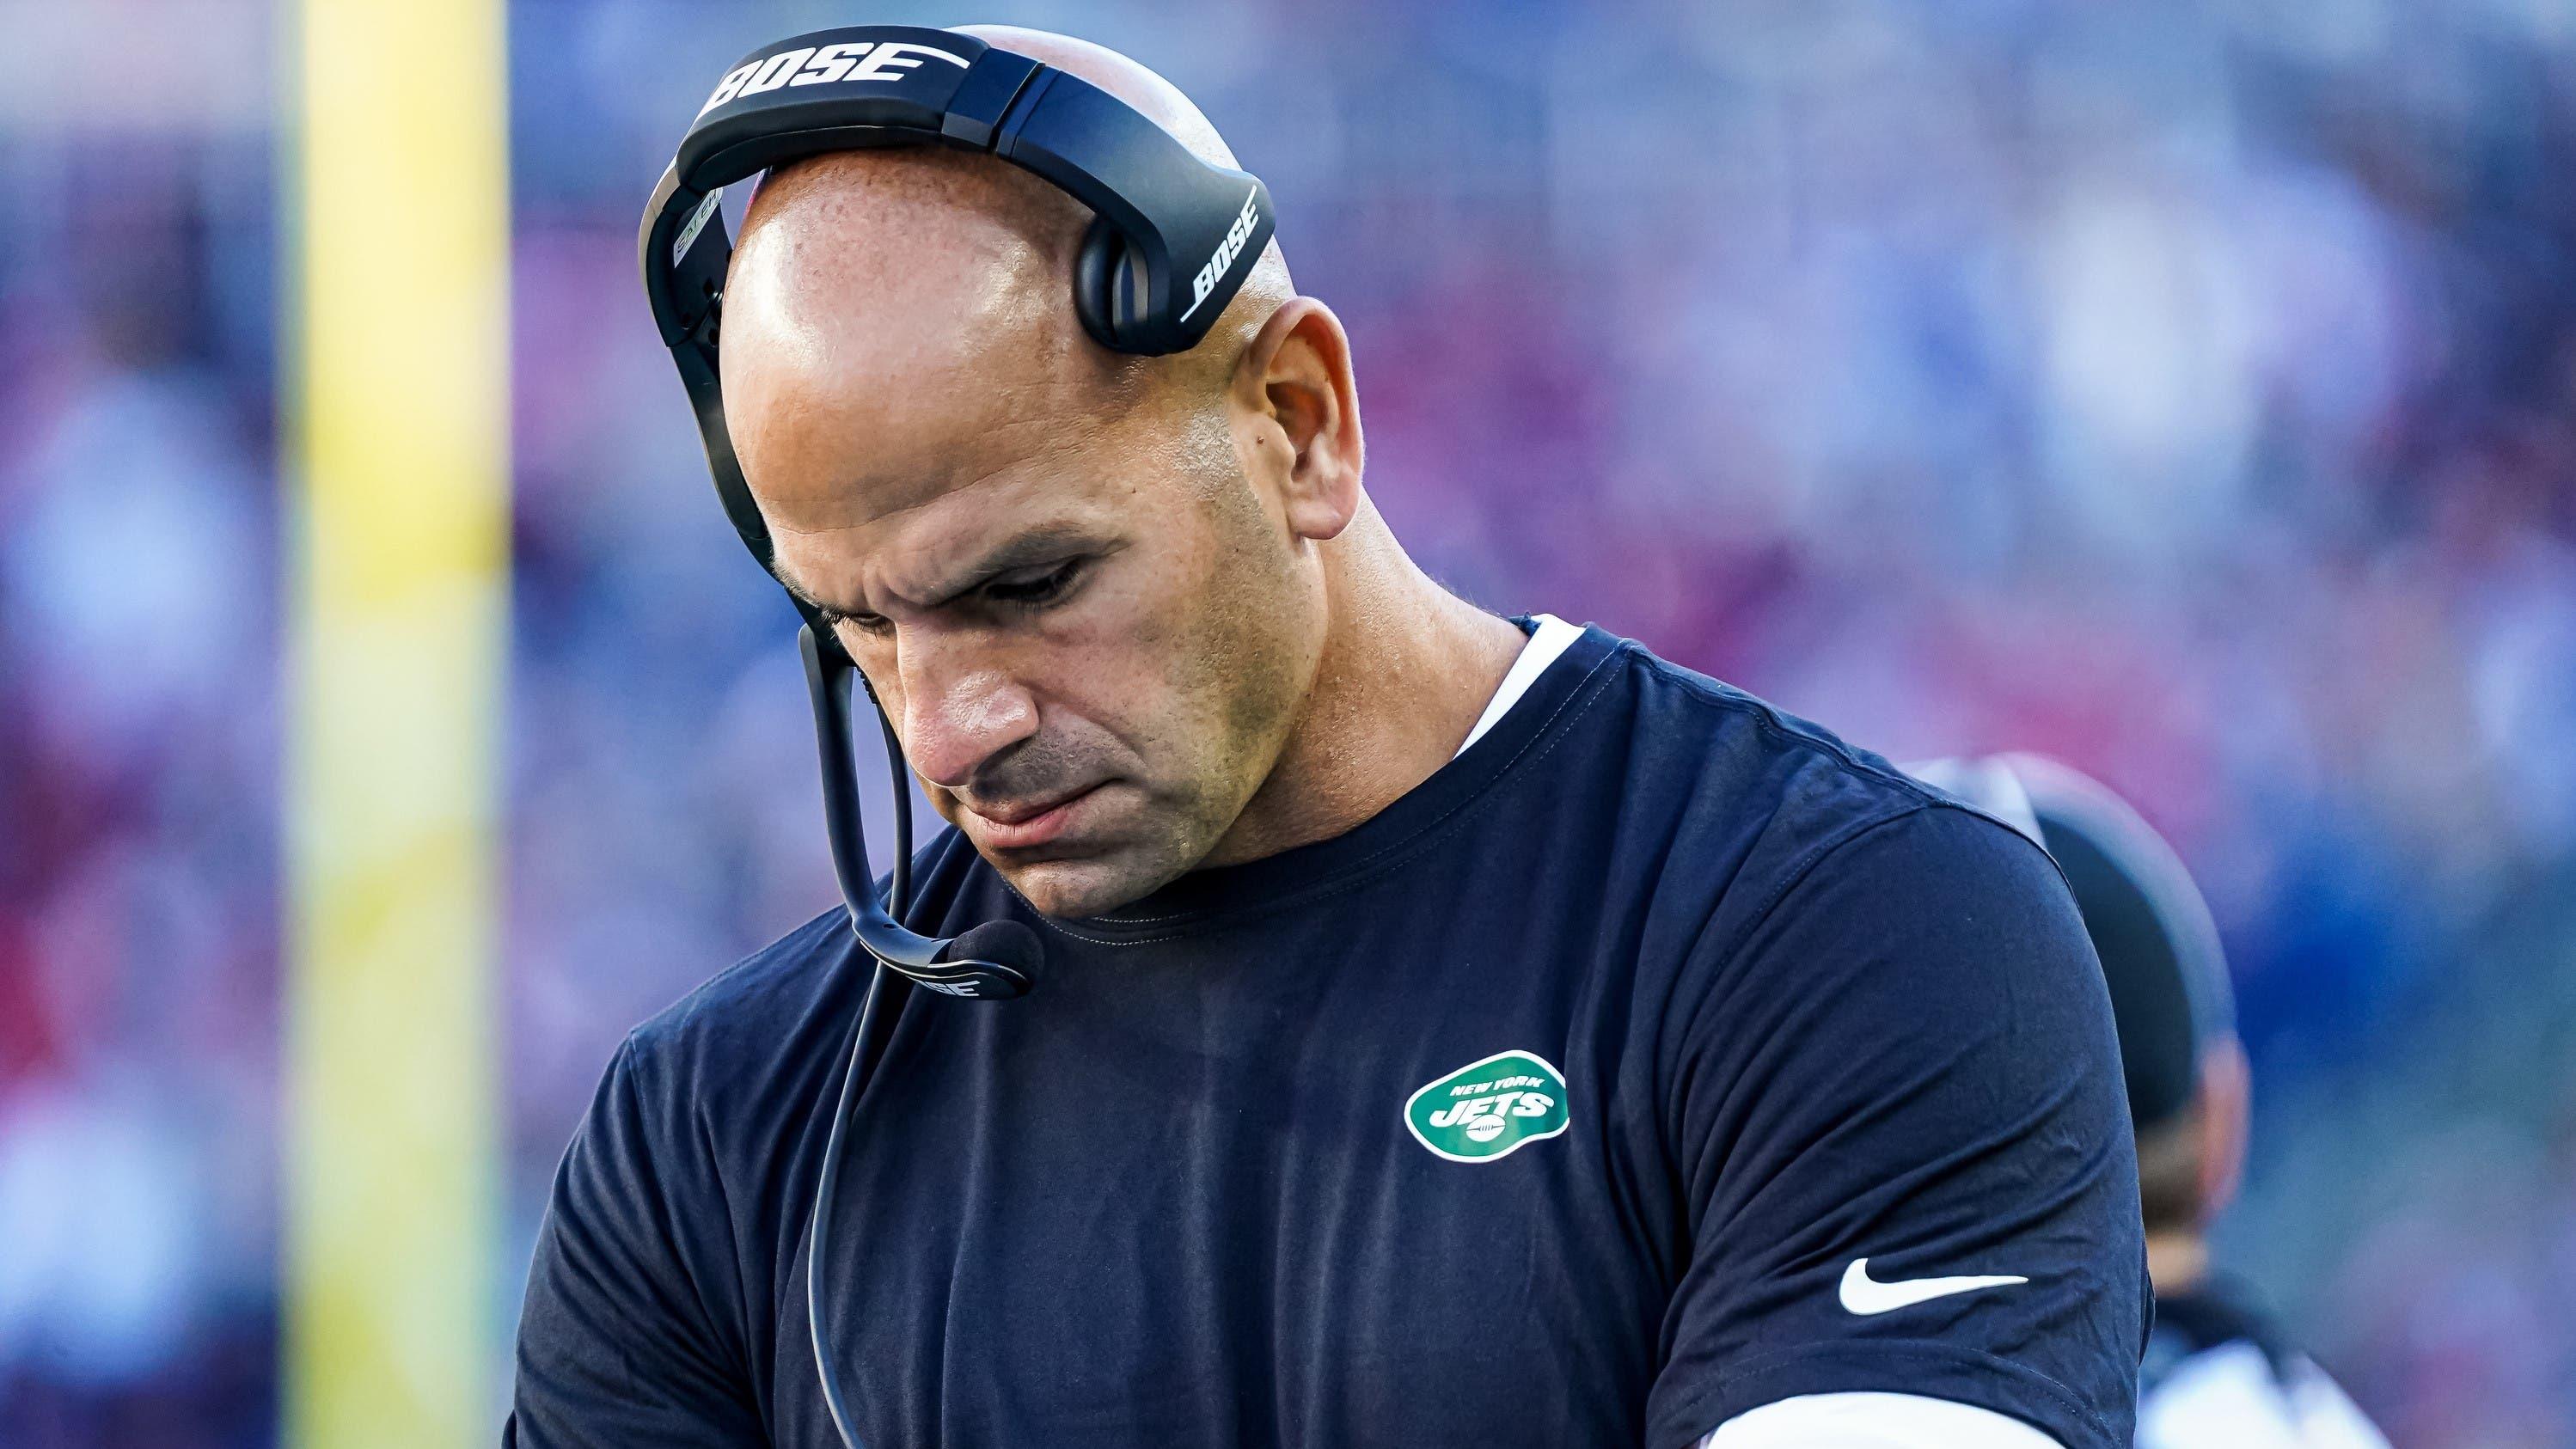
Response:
[1837, 1256, 2028, 1315]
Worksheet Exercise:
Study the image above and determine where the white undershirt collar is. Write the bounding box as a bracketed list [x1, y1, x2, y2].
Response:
[1453, 614, 1582, 759]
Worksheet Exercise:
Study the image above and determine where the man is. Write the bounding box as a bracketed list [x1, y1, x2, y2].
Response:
[1911, 756, 2389, 1447]
[511, 28, 2146, 1448]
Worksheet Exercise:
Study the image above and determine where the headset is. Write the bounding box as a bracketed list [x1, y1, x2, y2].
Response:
[639, 25, 1276, 1446]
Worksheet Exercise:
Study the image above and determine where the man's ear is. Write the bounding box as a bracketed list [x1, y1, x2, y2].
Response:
[1233, 296, 1362, 542]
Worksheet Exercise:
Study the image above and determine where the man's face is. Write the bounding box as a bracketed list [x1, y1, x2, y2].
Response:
[720, 187, 1318, 916]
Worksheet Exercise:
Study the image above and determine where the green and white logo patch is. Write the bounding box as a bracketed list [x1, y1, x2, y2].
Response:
[1404, 1050, 1570, 1162]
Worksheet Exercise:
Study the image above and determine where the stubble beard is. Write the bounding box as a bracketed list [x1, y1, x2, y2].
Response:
[999, 480, 1318, 920]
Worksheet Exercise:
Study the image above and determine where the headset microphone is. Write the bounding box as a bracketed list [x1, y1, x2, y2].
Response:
[802, 627, 1044, 1000]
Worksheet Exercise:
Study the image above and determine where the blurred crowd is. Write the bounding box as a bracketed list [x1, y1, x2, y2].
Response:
[6, 1, 2576, 1443]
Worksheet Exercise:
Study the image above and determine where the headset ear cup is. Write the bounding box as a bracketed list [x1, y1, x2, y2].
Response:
[1111, 246, 1148, 340]
[1073, 213, 1129, 351]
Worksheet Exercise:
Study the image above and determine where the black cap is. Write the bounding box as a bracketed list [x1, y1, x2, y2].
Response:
[1907, 755, 2233, 1133]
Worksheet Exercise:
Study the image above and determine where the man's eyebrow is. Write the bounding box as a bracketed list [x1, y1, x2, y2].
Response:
[931, 524, 1104, 602]
[773, 567, 849, 624]
[775, 523, 1109, 622]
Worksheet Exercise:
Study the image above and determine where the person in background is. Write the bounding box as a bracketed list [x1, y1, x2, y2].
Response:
[1910, 755, 2391, 1449]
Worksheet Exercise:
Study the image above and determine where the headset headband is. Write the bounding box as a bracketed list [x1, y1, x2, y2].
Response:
[639, 26, 1276, 614]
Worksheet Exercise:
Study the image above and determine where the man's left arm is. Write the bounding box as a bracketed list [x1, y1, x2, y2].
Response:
[1647, 802, 2149, 1449]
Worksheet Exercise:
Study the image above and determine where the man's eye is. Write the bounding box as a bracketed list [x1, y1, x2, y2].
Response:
[837, 610, 893, 637]
[983, 560, 1085, 609]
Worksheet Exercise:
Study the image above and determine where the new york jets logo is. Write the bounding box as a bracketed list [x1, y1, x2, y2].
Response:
[1404, 1050, 1569, 1163]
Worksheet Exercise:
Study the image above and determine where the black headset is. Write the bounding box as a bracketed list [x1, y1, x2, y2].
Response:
[639, 25, 1276, 1446]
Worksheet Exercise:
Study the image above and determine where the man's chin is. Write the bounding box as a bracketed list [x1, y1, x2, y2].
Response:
[984, 848, 1185, 920]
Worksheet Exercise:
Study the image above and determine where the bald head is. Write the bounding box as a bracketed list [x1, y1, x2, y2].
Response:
[723, 27, 1290, 455]
[710, 28, 1381, 918]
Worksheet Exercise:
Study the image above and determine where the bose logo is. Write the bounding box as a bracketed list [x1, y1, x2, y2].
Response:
[670, 188, 724, 267]
[700, 40, 970, 115]
[1179, 186, 1263, 322]
[917, 979, 979, 999]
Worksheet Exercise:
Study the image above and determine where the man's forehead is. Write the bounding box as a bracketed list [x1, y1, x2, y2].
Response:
[718, 150, 1149, 513]
[767, 363, 1112, 502]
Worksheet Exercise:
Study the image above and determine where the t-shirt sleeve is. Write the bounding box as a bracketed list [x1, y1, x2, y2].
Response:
[508, 1035, 766, 1447]
[1647, 803, 2150, 1449]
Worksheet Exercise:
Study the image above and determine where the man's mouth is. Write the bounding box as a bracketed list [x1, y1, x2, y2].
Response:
[965, 784, 1104, 850]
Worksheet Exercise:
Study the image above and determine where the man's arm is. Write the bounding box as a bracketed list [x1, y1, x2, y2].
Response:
[509, 1036, 766, 1446]
[1646, 802, 2148, 1449]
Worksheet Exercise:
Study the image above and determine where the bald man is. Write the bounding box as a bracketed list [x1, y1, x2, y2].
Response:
[510, 27, 2147, 1449]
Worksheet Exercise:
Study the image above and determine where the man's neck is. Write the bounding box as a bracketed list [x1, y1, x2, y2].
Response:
[1202, 505, 1526, 868]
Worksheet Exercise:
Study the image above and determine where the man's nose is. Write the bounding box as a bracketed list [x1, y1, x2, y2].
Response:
[892, 645, 1039, 791]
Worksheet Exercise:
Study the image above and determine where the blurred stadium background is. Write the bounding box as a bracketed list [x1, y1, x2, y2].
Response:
[6, 0, 2576, 1444]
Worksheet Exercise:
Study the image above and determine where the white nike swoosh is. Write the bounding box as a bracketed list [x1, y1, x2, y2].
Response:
[1837, 1256, 2028, 1315]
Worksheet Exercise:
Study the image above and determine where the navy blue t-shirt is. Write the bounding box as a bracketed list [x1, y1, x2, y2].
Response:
[509, 625, 2147, 1448]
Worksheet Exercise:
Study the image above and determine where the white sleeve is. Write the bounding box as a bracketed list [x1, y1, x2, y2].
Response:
[2139, 1341, 2393, 1449]
[2285, 1360, 2394, 1449]
[1698, 1391, 2069, 1448]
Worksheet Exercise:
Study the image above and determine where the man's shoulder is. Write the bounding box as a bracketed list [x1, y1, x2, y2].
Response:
[1563, 634, 2090, 1059]
[566, 905, 881, 1238]
[619, 904, 867, 1091]
[1591, 634, 2047, 896]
